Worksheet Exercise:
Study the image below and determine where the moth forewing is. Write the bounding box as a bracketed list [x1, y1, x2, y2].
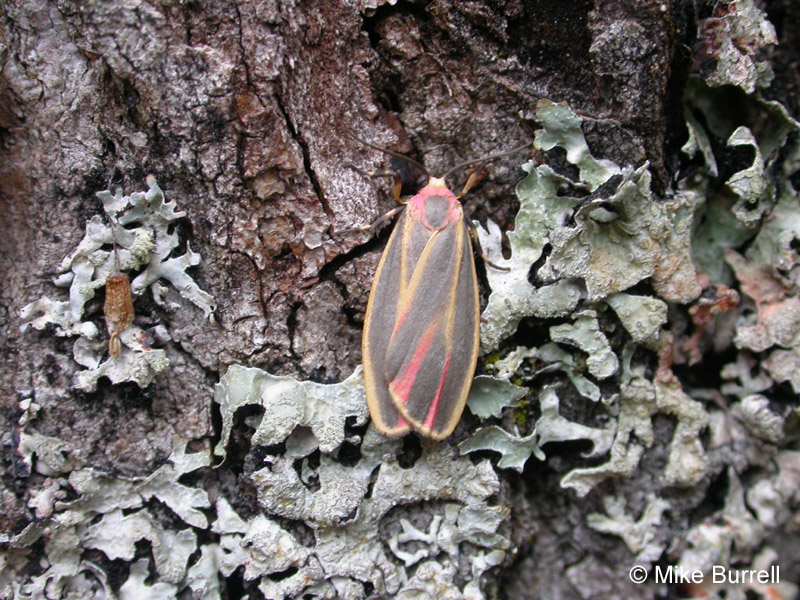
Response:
[362, 211, 413, 437]
[389, 214, 480, 439]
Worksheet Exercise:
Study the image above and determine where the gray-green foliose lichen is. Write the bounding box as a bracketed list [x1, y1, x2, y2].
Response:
[2, 371, 513, 599]
[468, 14, 798, 587]
[212, 366, 510, 599]
[19, 176, 215, 391]
[7, 4, 800, 595]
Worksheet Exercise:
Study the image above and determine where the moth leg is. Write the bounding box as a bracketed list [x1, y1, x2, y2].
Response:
[457, 166, 509, 271]
[347, 163, 405, 204]
[346, 163, 396, 179]
[452, 142, 533, 197]
[337, 204, 406, 237]
[468, 222, 509, 271]
[359, 205, 405, 233]
[457, 168, 484, 198]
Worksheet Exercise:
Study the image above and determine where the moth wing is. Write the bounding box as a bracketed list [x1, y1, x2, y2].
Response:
[362, 211, 413, 437]
[384, 217, 480, 439]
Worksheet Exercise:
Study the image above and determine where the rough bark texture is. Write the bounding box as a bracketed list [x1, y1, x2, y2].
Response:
[0, 0, 689, 465]
[1, 0, 799, 599]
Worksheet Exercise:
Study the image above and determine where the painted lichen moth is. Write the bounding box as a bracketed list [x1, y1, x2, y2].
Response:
[359, 141, 528, 440]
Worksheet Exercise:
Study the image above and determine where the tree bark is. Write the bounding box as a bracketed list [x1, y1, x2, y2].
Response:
[2, 1, 799, 599]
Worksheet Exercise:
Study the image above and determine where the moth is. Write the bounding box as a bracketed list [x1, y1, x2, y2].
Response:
[359, 141, 527, 439]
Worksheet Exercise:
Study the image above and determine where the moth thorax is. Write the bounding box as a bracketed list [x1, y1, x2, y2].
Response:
[424, 195, 454, 229]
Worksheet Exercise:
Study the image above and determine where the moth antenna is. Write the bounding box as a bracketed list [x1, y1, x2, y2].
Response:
[350, 133, 429, 178]
[442, 142, 531, 181]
